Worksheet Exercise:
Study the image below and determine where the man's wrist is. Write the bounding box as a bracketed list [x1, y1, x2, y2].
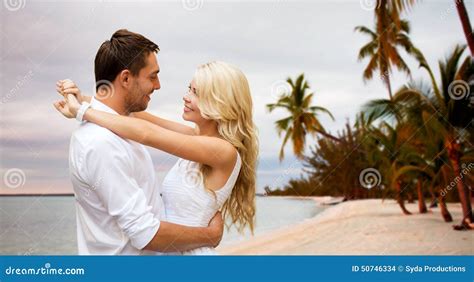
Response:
[207, 225, 222, 247]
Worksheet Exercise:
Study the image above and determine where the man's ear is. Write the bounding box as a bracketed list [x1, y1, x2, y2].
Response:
[118, 69, 131, 88]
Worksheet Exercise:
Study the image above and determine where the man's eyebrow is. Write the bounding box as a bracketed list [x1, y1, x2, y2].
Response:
[150, 69, 160, 75]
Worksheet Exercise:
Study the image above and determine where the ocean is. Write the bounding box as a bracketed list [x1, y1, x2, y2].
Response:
[0, 196, 325, 254]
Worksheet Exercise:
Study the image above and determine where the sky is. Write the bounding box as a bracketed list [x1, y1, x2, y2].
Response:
[0, 0, 472, 194]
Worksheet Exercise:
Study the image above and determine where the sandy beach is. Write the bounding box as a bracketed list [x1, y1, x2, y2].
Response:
[218, 198, 473, 255]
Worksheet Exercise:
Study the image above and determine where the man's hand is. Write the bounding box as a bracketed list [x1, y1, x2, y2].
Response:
[208, 211, 224, 248]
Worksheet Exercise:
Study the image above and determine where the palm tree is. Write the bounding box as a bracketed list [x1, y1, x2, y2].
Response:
[374, 0, 418, 29]
[266, 74, 335, 161]
[364, 45, 474, 229]
[455, 0, 474, 55]
[355, 19, 420, 100]
[303, 118, 374, 199]
[367, 121, 423, 214]
[376, 0, 473, 55]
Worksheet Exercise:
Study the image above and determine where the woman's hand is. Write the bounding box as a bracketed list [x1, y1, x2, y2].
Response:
[53, 94, 81, 119]
[56, 79, 84, 103]
[53, 79, 89, 119]
[53, 99, 76, 119]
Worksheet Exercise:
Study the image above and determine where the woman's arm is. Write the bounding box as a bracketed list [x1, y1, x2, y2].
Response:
[131, 111, 196, 135]
[58, 81, 194, 135]
[56, 81, 235, 167]
[82, 107, 235, 168]
[82, 95, 92, 103]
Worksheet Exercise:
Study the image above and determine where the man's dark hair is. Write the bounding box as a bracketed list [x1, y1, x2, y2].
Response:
[94, 29, 159, 90]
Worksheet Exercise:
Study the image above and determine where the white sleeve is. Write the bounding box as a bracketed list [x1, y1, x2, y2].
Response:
[84, 137, 160, 249]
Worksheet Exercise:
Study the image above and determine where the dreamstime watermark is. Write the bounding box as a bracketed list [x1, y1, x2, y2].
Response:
[270, 79, 291, 100]
[4, 263, 85, 276]
[439, 0, 459, 21]
[267, 160, 301, 192]
[265, 0, 283, 16]
[21, 247, 35, 256]
[182, 0, 203, 11]
[95, 80, 115, 100]
[359, 168, 382, 189]
[84, 176, 104, 197]
[448, 80, 470, 100]
[359, 0, 380, 11]
[3, 168, 26, 189]
[1, 70, 34, 105]
[183, 166, 204, 188]
[440, 162, 473, 197]
[3, 0, 25, 11]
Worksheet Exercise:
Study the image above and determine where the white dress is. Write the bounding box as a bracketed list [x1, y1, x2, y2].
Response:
[161, 152, 241, 255]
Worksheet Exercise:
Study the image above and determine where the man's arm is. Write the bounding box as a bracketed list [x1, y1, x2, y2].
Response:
[143, 212, 223, 252]
[85, 136, 223, 253]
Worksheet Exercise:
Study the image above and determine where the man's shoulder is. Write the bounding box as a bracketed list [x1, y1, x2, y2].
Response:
[71, 123, 126, 151]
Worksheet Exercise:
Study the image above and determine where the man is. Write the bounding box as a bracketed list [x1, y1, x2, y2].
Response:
[54, 29, 223, 255]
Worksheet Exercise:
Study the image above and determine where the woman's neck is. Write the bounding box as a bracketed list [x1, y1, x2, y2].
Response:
[196, 121, 219, 138]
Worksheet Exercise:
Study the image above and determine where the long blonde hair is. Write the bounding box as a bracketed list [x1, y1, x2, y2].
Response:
[193, 61, 259, 233]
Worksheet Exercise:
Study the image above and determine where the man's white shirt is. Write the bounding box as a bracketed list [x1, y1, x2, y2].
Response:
[69, 97, 165, 255]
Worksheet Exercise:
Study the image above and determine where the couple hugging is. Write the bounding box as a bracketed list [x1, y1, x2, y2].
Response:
[53, 29, 258, 255]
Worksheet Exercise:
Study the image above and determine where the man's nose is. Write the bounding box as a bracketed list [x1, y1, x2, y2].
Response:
[154, 77, 161, 90]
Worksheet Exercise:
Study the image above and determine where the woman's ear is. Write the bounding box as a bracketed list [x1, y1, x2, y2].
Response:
[119, 69, 131, 88]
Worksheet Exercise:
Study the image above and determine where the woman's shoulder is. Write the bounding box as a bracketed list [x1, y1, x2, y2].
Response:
[213, 140, 238, 168]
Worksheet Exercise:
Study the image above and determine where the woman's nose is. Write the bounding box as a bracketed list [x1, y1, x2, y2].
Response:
[183, 94, 191, 102]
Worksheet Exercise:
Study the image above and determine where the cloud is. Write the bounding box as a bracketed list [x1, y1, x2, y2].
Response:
[1, 0, 470, 194]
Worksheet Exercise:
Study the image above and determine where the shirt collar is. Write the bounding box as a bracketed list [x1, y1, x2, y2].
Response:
[90, 96, 120, 115]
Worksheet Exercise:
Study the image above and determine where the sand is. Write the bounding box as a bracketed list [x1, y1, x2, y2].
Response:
[218, 199, 473, 255]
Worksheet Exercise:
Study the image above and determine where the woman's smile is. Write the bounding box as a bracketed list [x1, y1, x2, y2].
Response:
[184, 105, 193, 112]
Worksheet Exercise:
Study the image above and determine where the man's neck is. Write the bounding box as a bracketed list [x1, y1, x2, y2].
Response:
[94, 96, 128, 116]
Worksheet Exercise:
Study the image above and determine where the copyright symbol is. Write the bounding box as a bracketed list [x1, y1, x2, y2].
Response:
[398, 265, 404, 272]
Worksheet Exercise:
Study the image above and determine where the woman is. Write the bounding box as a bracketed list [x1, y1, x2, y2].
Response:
[54, 61, 258, 255]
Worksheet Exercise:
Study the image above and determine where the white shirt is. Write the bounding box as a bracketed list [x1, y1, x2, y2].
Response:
[69, 97, 165, 255]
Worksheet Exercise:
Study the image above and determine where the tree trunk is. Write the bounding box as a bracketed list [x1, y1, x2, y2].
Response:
[455, 0, 474, 55]
[314, 129, 370, 156]
[385, 73, 393, 100]
[375, 0, 393, 100]
[428, 184, 438, 208]
[447, 139, 473, 230]
[438, 192, 453, 222]
[417, 178, 428, 213]
[396, 181, 412, 215]
[315, 129, 342, 143]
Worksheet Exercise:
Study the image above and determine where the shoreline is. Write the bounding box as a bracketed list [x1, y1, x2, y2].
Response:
[218, 198, 473, 255]
[0, 193, 75, 197]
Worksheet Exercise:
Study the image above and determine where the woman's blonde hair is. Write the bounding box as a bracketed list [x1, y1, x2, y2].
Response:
[193, 61, 258, 233]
